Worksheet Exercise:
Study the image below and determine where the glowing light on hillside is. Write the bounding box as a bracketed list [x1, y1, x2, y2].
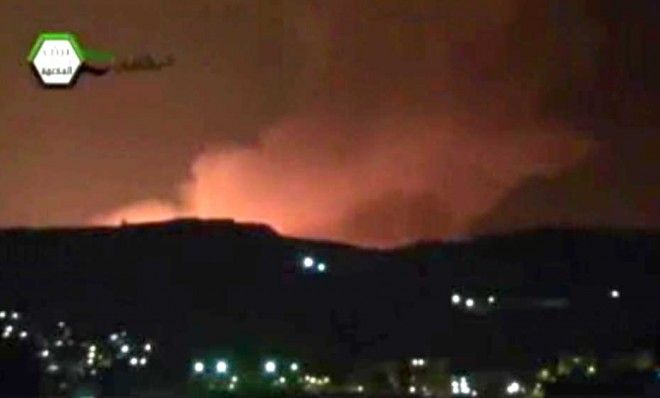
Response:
[465, 298, 475, 308]
[193, 361, 205, 374]
[264, 360, 277, 374]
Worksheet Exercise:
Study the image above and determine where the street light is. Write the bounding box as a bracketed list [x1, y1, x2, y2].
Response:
[193, 361, 205, 374]
[451, 294, 462, 305]
[610, 289, 620, 299]
[465, 298, 475, 308]
[506, 381, 521, 395]
[264, 360, 277, 374]
[216, 360, 228, 374]
[317, 263, 327, 272]
[303, 257, 315, 268]
[290, 362, 299, 372]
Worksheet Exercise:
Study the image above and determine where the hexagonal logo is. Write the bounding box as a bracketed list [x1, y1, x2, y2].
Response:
[27, 33, 85, 86]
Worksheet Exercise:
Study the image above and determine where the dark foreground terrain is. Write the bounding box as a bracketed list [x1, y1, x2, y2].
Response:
[0, 219, 658, 394]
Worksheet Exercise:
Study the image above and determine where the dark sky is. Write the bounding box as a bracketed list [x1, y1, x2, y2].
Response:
[0, 0, 658, 247]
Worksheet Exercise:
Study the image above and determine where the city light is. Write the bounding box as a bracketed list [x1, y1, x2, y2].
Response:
[41, 349, 50, 358]
[120, 344, 130, 354]
[460, 376, 470, 395]
[317, 263, 327, 272]
[452, 380, 460, 395]
[109, 333, 118, 342]
[231, 375, 238, 383]
[144, 343, 152, 352]
[139, 357, 148, 366]
[47, 363, 59, 373]
[488, 295, 496, 304]
[19, 330, 28, 339]
[89, 345, 97, 352]
[11, 312, 19, 320]
[451, 294, 462, 305]
[587, 365, 596, 375]
[279, 376, 286, 384]
[357, 385, 364, 393]
[610, 289, 620, 298]
[129, 357, 138, 367]
[290, 362, 299, 372]
[58, 321, 66, 328]
[303, 257, 315, 268]
[465, 298, 475, 308]
[506, 381, 522, 395]
[55, 340, 64, 347]
[409, 385, 416, 394]
[193, 361, 205, 374]
[216, 360, 228, 374]
[264, 360, 277, 374]
[0, 311, 5, 319]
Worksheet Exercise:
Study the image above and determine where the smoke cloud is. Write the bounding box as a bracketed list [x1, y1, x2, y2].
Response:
[91, 0, 643, 247]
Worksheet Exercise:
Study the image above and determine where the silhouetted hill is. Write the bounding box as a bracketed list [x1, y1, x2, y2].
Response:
[0, 220, 658, 382]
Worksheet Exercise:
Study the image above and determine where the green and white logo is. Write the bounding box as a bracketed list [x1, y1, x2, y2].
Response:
[27, 33, 85, 86]
[27, 32, 115, 87]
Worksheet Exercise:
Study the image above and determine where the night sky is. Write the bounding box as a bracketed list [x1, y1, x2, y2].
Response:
[0, 0, 658, 247]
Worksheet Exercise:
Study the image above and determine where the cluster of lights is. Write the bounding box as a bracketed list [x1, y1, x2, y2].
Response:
[451, 293, 497, 310]
[106, 330, 154, 370]
[505, 381, 524, 396]
[301, 256, 328, 273]
[451, 375, 476, 396]
[0, 310, 28, 340]
[0, 308, 157, 397]
[304, 373, 331, 387]
[410, 358, 426, 367]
